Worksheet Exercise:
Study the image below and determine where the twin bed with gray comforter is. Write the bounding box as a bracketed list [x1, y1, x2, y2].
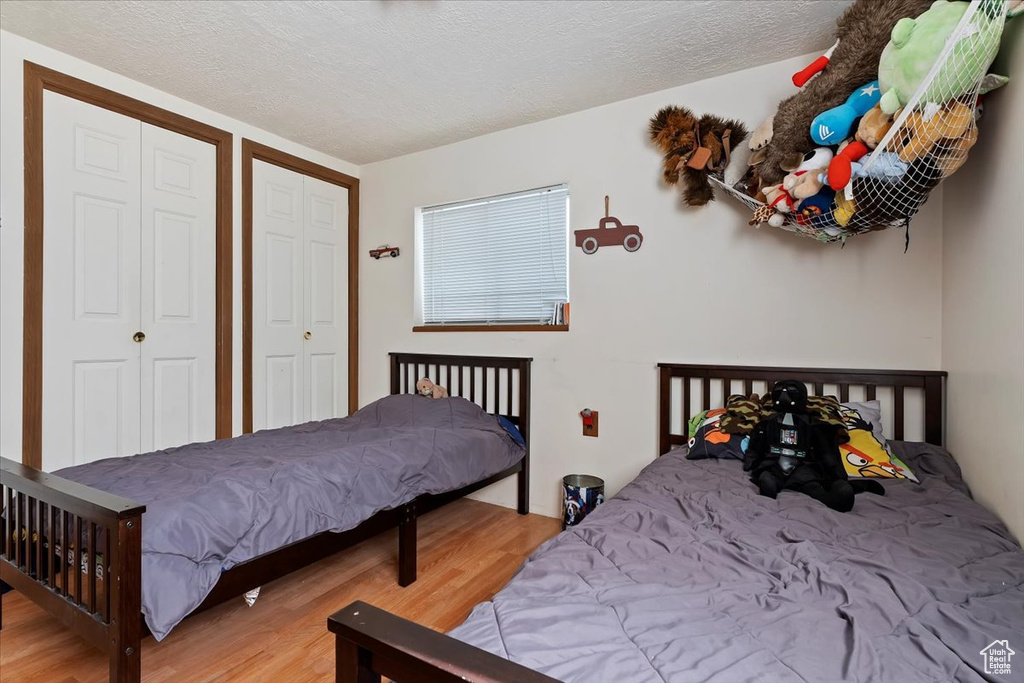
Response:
[450, 442, 1024, 682]
[54, 394, 525, 640]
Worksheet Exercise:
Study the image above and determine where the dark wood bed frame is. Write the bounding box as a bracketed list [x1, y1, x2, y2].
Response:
[0, 352, 532, 683]
[327, 362, 946, 683]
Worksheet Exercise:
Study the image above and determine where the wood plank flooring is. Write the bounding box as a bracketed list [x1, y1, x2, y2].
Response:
[0, 499, 561, 683]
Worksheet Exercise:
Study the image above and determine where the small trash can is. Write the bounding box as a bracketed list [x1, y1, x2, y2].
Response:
[562, 474, 604, 530]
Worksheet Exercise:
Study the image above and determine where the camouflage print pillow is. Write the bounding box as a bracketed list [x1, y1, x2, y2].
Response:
[719, 395, 769, 435]
[720, 392, 849, 444]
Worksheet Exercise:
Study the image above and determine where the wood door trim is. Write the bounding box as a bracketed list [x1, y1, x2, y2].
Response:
[241, 139, 360, 433]
[22, 61, 234, 469]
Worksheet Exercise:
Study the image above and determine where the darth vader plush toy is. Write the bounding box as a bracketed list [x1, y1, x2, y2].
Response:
[743, 380, 883, 512]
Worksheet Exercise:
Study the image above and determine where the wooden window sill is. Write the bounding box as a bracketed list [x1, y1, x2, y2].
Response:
[413, 325, 569, 333]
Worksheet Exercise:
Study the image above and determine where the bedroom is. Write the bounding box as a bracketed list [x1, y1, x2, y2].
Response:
[0, 1, 1022, 682]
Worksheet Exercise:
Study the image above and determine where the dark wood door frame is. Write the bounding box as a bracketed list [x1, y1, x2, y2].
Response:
[22, 61, 234, 469]
[241, 139, 359, 433]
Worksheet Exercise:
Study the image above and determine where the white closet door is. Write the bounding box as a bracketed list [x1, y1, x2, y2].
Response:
[252, 160, 305, 430]
[42, 91, 142, 470]
[303, 176, 348, 422]
[140, 124, 217, 451]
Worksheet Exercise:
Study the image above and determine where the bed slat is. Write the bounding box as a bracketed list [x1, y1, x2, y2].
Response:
[48, 503, 57, 589]
[35, 497, 44, 580]
[893, 385, 905, 441]
[88, 521, 97, 615]
[74, 514, 83, 604]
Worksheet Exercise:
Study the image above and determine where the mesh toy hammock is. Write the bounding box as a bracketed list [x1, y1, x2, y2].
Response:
[712, 0, 1009, 244]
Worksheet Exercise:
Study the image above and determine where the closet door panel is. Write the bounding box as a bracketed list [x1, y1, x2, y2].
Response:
[253, 161, 304, 430]
[303, 176, 349, 421]
[140, 124, 217, 451]
[42, 92, 142, 470]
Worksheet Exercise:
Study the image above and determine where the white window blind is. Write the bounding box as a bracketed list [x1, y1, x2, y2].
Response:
[420, 184, 569, 325]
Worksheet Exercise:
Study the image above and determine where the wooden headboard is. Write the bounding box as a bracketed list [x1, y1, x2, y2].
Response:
[389, 352, 532, 434]
[658, 363, 947, 455]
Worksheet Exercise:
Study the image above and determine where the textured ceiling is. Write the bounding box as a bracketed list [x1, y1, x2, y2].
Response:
[1, 0, 849, 164]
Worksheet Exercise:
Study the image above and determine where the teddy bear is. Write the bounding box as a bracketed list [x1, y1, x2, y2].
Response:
[895, 101, 974, 164]
[649, 105, 748, 206]
[415, 377, 449, 399]
[782, 147, 834, 205]
[753, 0, 934, 186]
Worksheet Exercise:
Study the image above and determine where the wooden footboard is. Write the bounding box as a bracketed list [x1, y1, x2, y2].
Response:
[1, 456, 146, 683]
[328, 601, 558, 683]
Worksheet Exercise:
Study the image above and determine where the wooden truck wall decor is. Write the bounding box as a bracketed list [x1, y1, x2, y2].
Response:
[574, 196, 643, 255]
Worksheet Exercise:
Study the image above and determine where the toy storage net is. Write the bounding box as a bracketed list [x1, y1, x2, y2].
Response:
[713, 0, 1007, 244]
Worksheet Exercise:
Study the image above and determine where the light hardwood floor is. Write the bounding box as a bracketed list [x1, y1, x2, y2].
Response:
[0, 499, 562, 683]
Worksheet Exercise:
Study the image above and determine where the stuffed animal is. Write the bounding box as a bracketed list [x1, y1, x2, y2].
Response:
[796, 186, 838, 225]
[827, 104, 897, 189]
[782, 147, 834, 205]
[849, 155, 943, 225]
[755, 0, 933, 185]
[894, 100, 974, 162]
[832, 192, 857, 227]
[754, 184, 797, 228]
[415, 377, 449, 399]
[810, 81, 883, 146]
[850, 150, 910, 181]
[649, 106, 748, 206]
[878, 0, 1006, 115]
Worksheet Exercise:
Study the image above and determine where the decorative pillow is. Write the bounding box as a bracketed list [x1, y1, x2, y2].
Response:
[719, 395, 767, 435]
[720, 393, 848, 442]
[838, 402, 918, 482]
[841, 400, 888, 448]
[686, 408, 750, 461]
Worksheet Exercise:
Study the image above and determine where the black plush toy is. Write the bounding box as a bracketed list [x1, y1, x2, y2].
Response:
[743, 380, 883, 512]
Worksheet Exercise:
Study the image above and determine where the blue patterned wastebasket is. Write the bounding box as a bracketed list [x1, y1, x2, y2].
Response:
[562, 474, 604, 530]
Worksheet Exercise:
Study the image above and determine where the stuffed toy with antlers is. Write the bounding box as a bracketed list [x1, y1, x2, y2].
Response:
[649, 106, 748, 207]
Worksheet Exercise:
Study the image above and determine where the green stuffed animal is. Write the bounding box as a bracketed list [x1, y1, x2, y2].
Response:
[878, 0, 1006, 114]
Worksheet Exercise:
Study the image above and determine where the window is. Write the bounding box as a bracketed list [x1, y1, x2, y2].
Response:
[418, 184, 569, 328]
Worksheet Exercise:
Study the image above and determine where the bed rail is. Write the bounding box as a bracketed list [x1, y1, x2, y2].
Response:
[328, 601, 558, 683]
[1, 456, 146, 683]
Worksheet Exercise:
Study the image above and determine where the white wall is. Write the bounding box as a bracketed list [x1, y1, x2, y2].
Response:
[942, 27, 1024, 542]
[359, 53, 945, 518]
[0, 31, 359, 459]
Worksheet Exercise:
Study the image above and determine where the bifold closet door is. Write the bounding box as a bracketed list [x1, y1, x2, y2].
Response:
[42, 92, 143, 471]
[41, 91, 217, 471]
[252, 160, 348, 431]
[302, 175, 348, 422]
[140, 124, 217, 452]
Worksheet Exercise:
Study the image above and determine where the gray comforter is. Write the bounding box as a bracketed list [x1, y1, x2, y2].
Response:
[451, 443, 1024, 682]
[56, 394, 524, 640]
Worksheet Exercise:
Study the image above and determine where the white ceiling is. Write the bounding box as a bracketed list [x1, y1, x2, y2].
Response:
[0, 0, 849, 164]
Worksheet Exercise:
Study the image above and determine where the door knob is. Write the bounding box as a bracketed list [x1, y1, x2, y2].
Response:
[303, 331, 312, 340]
[133, 331, 146, 343]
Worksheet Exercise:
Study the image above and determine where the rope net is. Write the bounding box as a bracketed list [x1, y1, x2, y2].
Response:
[717, 0, 1008, 244]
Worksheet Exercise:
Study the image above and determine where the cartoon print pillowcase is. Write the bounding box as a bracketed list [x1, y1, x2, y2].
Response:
[686, 409, 750, 461]
[839, 401, 918, 482]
